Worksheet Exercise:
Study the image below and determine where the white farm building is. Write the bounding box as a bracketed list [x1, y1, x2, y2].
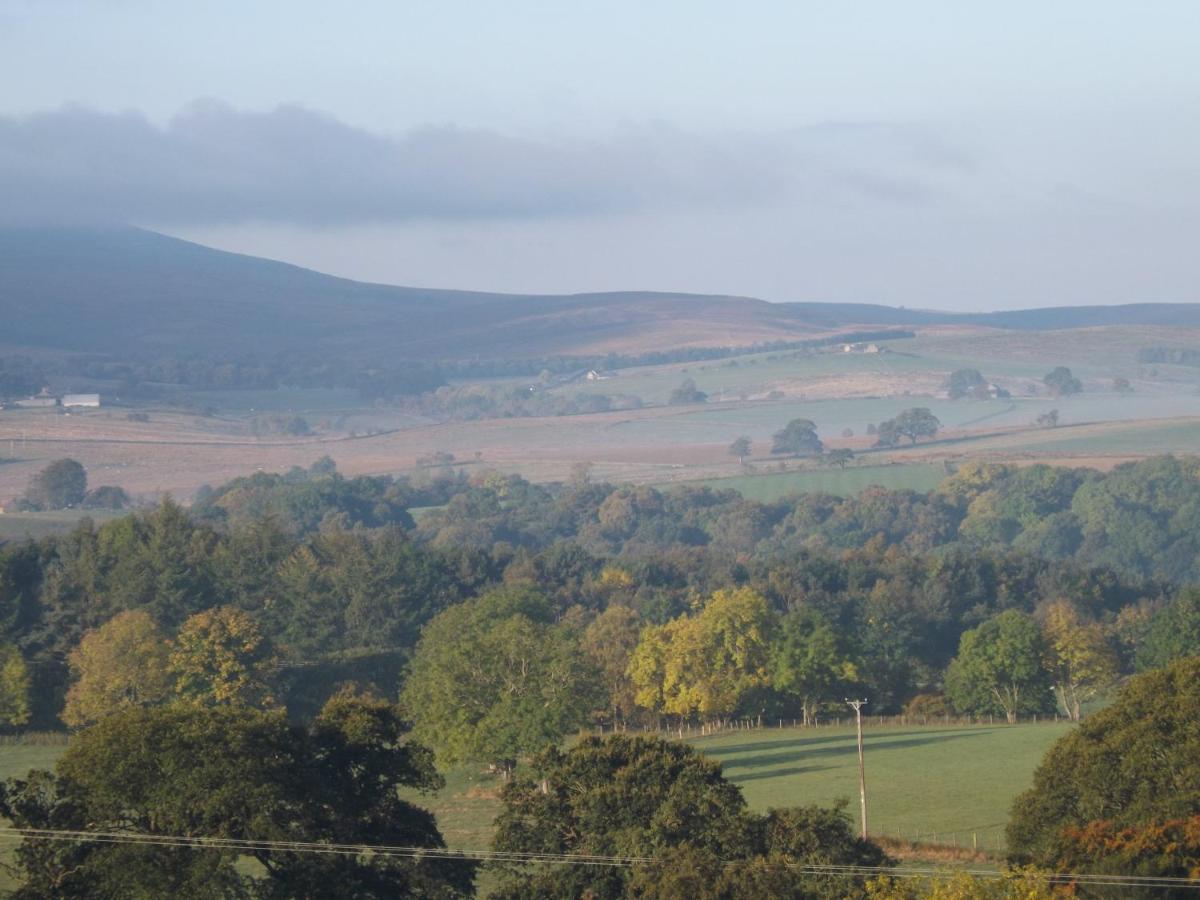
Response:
[62, 394, 101, 408]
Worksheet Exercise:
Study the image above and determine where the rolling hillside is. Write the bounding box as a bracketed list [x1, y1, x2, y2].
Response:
[3, 226, 1200, 363]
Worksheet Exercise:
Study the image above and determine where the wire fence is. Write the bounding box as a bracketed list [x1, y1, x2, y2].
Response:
[873, 822, 1009, 853]
[589, 711, 1072, 740]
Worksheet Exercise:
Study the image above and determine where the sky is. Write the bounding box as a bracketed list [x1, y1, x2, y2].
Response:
[2, 0, 1199, 309]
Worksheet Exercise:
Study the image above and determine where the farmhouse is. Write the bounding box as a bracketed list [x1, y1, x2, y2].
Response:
[62, 393, 101, 408]
[13, 396, 58, 408]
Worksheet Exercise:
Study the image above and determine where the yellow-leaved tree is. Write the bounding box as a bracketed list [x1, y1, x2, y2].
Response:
[0, 644, 31, 728]
[1040, 599, 1117, 721]
[169, 606, 278, 709]
[629, 587, 774, 726]
[63, 610, 172, 727]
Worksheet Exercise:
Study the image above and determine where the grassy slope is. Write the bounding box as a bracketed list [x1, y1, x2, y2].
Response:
[691, 463, 948, 500]
[0, 719, 1070, 895]
[0, 510, 121, 541]
[698, 723, 1068, 851]
[411, 721, 1068, 858]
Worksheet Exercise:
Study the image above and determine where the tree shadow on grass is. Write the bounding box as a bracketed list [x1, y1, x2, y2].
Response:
[705, 728, 1001, 758]
[715, 730, 992, 773]
[727, 764, 834, 784]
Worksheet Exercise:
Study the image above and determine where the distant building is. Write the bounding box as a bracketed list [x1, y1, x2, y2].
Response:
[62, 394, 101, 408]
[842, 342, 883, 354]
[586, 370, 612, 381]
[13, 396, 57, 408]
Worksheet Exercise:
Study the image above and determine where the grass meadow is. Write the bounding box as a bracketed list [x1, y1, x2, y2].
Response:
[0, 719, 1072, 893]
[690, 463, 949, 500]
[405, 720, 1070, 858]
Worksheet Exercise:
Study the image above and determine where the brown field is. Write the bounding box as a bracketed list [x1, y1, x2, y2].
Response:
[3, 323, 1197, 505]
[2, 395, 1197, 508]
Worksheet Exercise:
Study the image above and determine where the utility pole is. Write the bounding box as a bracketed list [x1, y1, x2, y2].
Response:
[846, 698, 868, 839]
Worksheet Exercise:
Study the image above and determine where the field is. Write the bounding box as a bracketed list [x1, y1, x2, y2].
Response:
[3, 324, 1200, 513]
[0, 720, 1068, 864]
[0, 509, 121, 541]
[403, 720, 1070, 861]
[692, 463, 950, 500]
[698, 722, 1068, 852]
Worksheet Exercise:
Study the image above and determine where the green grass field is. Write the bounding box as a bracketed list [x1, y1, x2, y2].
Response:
[0, 719, 1070, 893]
[0, 509, 121, 541]
[690, 463, 949, 500]
[697, 722, 1069, 851]
[409, 721, 1069, 858]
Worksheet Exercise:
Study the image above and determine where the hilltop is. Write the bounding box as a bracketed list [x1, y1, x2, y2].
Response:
[4, 226, 1200, 364]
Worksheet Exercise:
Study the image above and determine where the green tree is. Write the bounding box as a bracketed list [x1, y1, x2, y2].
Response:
[825, 447, 855, 468]
[490, 735, 889, 900]
[580, 604, 642, 727]
[0, 695, 475, 898]
[875, 408, 941, 446]
[1043, 367, 1082, 397]
[63, 610, 173, 727]
[400, 587, 601, 776]
[728, 435, 752, 464]
[1008, 657, 1200, 892]
[944, 610, 1051, 723]
[769, 609, 852, 726]
[22, 458, 87, 510]
[771, 418, 823, 456]
[1135, 587, 1200, 671]
[0, 644, 31, 727]
[169, 606, 278, 709]
[668, 378, 708, 405]
[946, 368, 987, 400]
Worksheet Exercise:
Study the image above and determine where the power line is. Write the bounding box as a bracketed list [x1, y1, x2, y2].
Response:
[0, 827, 1197, 890]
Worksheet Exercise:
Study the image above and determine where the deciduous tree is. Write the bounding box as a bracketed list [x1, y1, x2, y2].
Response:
[22, 458, 87, 510]
[1008, 657, 1200, 886]
[581, 604, 642, 727]
[728, 435, 752, 464]
[63, 610, 172, 727]
[771, 419, 823, 456]
[875, 408, 941, 446]
[945, 610, 1051, 723]
[1039, 600, 1116, 721]
[1135, 586, 1200, 671]
[400, 587, 601, 776]
[0, 695, 475, 898]
[769, 609, 852, 726]
[490, 735, 889, 900]
[629, 588, 773, 724]
[169, 606, 277, 709]
[0, 644, 31, 727]
[1043, 367, 1082, 397]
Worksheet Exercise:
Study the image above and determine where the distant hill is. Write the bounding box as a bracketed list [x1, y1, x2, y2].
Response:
[3, 226, 1200, 363]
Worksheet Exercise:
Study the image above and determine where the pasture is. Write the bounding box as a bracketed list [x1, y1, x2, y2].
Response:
[698, 721, 1069, 852]
[407, 720, 1069, 857]
[4, 322, 1200, 506]
[691, 463, 949, 500]
[0, 717, 1075, 891]
[0, 509, 121, 541]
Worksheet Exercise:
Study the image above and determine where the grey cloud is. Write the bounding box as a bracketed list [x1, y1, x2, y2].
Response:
[0, 102, 968, 225]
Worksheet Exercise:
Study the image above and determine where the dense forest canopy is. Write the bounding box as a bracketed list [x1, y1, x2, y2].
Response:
[0, 455, 1197, 731]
